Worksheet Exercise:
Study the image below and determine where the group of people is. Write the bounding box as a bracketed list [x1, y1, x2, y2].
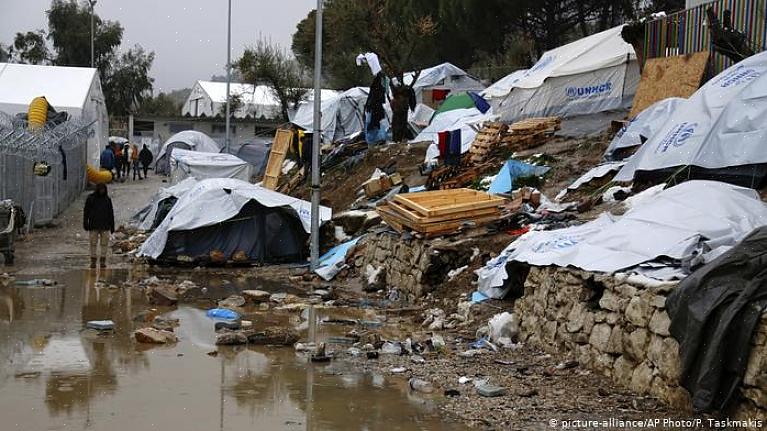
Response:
[100, 142, 153, 181]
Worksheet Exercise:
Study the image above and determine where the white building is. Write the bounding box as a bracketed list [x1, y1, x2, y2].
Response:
[181, 80, 283, 119]
[0, 62, 109, 164]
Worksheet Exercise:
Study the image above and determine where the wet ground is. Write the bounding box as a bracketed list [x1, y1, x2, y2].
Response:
[0, 268, 462, 431]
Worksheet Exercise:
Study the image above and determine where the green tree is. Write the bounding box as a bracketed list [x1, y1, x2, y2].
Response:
[101, 45, 155, 116]
[12, 31, 50, 64]
[236, 38, 307, 121]
[46, 0, 123, 69]
[137, 92, 182, 117]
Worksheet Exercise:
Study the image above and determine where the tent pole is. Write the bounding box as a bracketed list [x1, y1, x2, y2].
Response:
[310, 0, 323, 271]
[224, 0, 232, 154]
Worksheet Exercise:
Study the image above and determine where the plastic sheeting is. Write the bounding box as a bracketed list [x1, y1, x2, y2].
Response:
[495, 25, 639, 123]
[138, 178, 331, 259]
[615, 51, 767, 184]
[413, 108, 497, 161]
[604, 97, 685, 160]
[130, 178, 198, 231]
[155, 131, 223, 175]
[292, 87, 368, 143]
[169, 149, 251, 185]
[482, 69, 528, 100]
[488, 160, 550, 195]
[314, 236, 362, 281]
[555, 161, 626, 200]
[477, 181, 767, 298]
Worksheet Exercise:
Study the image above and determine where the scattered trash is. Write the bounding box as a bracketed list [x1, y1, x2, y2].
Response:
[487, 312, 519, 345]
[206, 308, 240, 321]
[471, 291, 490, 304]
[390, 367, 407, 374]
[411, 355, 426, 364]
[85, 320, 114, 331]
[458, 349, 483, 358]
[555, 360, 579, 370]
[447, 265, 468, 281]
[458, 376, 473, 384]
[381, 342, 402, 355]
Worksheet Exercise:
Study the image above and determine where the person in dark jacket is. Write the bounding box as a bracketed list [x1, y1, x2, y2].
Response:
[100, 145, 115, 172]
[83, 183, 115, 268]
[139, 144, 153, 178]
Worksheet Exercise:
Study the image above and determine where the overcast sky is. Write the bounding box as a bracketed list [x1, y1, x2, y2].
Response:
[0, 0, 316, 92]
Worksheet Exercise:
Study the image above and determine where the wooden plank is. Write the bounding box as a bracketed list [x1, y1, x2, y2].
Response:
[629, 51, 708, 118]
[393, 194, 504, 218]
[262, 128, 293, 190]
[378, 204, 499, 234]
[388, 200, 498, 224]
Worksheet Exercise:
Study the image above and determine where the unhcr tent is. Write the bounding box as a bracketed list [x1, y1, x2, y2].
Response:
[604, 97, 685, 161]
[155, 131, 223, 175]
[130, 178, 198, 231]
[481, 69, 528, 106]
[495, 25, 639, 123]
[138, 178, 332, 264]
[615, 50, 767, 187]
[0, 63, 109, 165]
[404, 62, 485, 106]
[292, 87, 367, 143]
[169, 149, 251, 185]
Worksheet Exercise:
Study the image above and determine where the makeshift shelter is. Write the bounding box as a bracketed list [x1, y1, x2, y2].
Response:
[138, 178, 332, 264]
[130, 178, 198, 231]
[292, 87, 367, 143]
[0, 62, 109, 165]
[615, 50, 767, 187]
[155, 130, 223, 175]
[604, 97, 685, 161]
[413, 108, 496, 161]
[477, 180, 767, 298]
[225, 137, 271, 178]
[169, 149, 251, 185]
[495, 25, 639, 123]
[433, 91, 491, 117]
[404, 63, 485, 107]
[181, 80, 282, 119]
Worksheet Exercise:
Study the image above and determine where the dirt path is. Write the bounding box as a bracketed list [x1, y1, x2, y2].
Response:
[10, 175, 166, 275]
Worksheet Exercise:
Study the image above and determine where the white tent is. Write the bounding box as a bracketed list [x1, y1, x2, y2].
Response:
[0, 63, 109, 165]
[604, 97, 686, 160]
[404, 62, 485, 105]
[477, 180, 767, 297]
[169, 148, 252, 185]
[138, 178, 332, 260]
[495, 25, 639, 123]
[155, 130, 223, 175]
[615, 50, 767, 186]
[182, 80, 282, 119]
[481, 69, 528, 105]
[130, 177, 199, 231]
[292, 87, 368, 143]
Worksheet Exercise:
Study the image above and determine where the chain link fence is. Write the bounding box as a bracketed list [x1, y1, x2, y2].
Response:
[0, 112, 93, 227]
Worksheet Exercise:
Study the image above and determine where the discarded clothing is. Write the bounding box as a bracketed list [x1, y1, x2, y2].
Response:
[667, 226, 767, 412]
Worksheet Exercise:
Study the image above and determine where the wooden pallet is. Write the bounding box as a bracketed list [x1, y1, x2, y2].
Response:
[509, 116, 561, 135]
[262, 128, 293, 190]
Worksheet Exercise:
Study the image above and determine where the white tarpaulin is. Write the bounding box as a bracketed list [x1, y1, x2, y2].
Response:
[403, 62, 485, 104]
[138, 178, 332, 259]
[131, 178, 198, 231]
[292, 87, 368, 143]
[555, 161, 626, 200]
[169, 148, 252, 185]
[412, 108, 497, 162]
[615, 50, 767, 182]
[495, 25, 639, 123]
[155, 130, 223, 175]
[477, 181, 767, 298]
[604, 97, 685, 160]
[482, 69, 528, 101]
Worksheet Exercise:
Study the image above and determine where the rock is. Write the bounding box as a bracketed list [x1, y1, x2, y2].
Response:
[589, 323, 612, 352]
[218, 295, 246, 309]
[232, 250, 249, 262]
[214, 321, 241, 331]
[630, 361, 654, 394]
[606, 326, 624, 354]
[477, 384, 508, 397]
[411, 355, 426, 364]
[242, 290, 271, 303]
[518, 387, 539, 397]
[624, 328, 649, 362]
[249, 327, 300, 345]
[134, 328, 177, 344]
[152, 316, 179, 332]
[625, 296, 651, 327]
[648, 310, 671, 336]
[381, 342, 402, 355]
[146, 285, 178, 306]
[613, 355, 636, 387]
[566, 302, 587, 333]
[599, 290, 624, 312]
[216, 330, 251, 345]
[409, 378, 434, 394]
[430, 334, 446, 352]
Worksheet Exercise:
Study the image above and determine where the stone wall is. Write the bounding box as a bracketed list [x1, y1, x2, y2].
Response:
[514, 266, 767, 417]
[360, 233, 475, 301]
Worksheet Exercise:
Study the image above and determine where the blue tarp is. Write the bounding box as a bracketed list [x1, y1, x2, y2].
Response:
[488, 160, 550, 195]
[315, 236, 363, 281]
[468, 91, 491, 114]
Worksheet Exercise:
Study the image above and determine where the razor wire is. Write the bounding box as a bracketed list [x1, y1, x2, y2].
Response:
[0, 111, 94, 165]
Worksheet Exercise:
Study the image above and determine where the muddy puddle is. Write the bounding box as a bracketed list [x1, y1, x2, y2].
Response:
[0, 269, 462, 431]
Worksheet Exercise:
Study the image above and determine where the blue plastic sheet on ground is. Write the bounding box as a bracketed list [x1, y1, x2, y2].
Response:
[488, 159, 550, 195]
[471, 291, 490, 303]
[315, 236, 363, 281]
[206, 308, 240, 321]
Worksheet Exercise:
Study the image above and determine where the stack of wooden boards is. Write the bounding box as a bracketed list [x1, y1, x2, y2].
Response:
[469, 117, 561, 164]
[262, 128, 294, 190]
[377, 188, 505, 237]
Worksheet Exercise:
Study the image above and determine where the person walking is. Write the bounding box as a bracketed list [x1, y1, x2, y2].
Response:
[128, 143, 142, 180]
[121, 143, 130, 177]
[139, 144, 153, 179]
[99, 144, 115, 174]
[112, 143, 123, 179]
[83, 183, 115, 269]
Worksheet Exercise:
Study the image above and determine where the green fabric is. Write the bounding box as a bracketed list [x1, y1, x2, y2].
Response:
[433, 93, 476, 115]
